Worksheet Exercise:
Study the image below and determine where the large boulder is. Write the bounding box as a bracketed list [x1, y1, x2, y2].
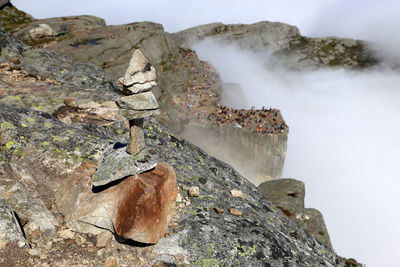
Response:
[258, 178, 332, 248]
[56, 162, 177, 244]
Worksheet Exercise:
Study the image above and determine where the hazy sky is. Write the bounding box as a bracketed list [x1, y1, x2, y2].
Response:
[10, 1, 400, 266]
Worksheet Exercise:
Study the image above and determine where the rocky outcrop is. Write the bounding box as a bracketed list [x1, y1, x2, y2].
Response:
[175, 21, 379, 68]
[258, 178, 332, 248]
[175, 21, 300, 52]
[0, 29, 351, 265]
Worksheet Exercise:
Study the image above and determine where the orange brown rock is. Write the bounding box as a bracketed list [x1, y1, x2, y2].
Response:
[230, 208, 243, 216]
[113, 163, 178, 244]
[214, 207, 224, 214]
[56, 162, 177, 245]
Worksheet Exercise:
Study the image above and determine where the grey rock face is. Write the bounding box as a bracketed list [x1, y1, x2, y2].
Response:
[91, 144, 157, 187]
[258, 178, 332, 248]
[0, 195, 26, 244]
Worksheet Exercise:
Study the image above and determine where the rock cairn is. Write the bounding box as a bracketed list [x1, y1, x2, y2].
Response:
[117, 49, 160, 155]
[55, 50, 177, 245]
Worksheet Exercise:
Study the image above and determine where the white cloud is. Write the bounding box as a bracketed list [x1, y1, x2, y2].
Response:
[193, 39, 400, 266]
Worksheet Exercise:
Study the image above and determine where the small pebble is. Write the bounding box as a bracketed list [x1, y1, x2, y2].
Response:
[188, 186, 199, 197]
[58, 229, 75, 239]
[96, 231, 113, 248]
[230, 208, 243, 216]
[28, 248, 41, 257]
[75, 234, 86, 246]
[231, 190, 244, 199]
[104, 256, 117, 267]
[214, 207, 224, 214]
[176, 193, 182, 202]
[17, 240, 26, 248]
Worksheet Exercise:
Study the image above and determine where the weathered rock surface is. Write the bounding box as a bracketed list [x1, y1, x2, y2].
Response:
[258, 178, 332, 248]
[113, 163, 177, 244]
[91, 144, 157, 187]
[57, 162, 177, 244]
[0, 194, 26, 246]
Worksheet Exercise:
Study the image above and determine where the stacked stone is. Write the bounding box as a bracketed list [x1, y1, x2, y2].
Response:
[116, 49, 160, 155]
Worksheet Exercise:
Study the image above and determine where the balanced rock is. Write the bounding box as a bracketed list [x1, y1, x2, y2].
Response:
[57, 162, 177, 244]
[118, 49, 156, 88]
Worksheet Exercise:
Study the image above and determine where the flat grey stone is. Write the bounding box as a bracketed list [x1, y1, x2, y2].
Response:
[117, 92, 159, 110]
[119, 108, 160, 120]
[119, 81, 156, 95]
[0, 195, 26, 243]
[92, 144, 157, 187]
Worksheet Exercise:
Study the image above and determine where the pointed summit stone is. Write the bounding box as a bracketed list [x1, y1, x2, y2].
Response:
[118, 49, 156, 87]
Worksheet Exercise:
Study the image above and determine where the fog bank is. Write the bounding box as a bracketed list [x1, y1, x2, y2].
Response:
[193, 40, 400, 266]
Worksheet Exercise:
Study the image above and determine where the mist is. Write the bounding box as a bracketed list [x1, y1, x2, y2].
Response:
[192, 40, 400, 266]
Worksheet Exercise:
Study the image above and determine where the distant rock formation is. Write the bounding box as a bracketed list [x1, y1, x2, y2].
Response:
[258, 178, 332, 248]
[174, 21, 379, 68]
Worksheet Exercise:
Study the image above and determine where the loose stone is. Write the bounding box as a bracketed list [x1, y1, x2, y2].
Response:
[231, 189, 244, 199]
[230, 208, 243, 216]
[214, 207, 224, 214]
[188, 186, 199, 197]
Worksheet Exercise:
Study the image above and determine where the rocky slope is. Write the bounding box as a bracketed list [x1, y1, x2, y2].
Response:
[0, 29, 356, 266]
